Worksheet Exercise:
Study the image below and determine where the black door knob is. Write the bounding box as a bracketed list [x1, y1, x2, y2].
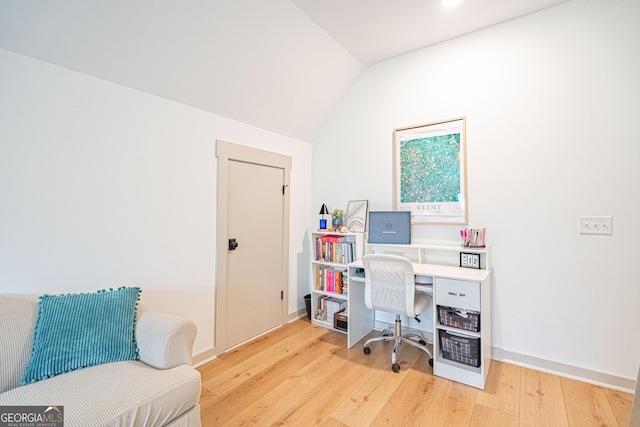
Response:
[228, 238, 239, 251]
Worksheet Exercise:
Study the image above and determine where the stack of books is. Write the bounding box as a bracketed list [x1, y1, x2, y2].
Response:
[314, 234, 358, 263]
[315, 295, 346, 321]
[314, 265, 347, 293]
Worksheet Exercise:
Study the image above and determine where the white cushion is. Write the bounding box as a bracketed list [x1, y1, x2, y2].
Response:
[0, 296, 38, 393]
[0, 360, 201, 427]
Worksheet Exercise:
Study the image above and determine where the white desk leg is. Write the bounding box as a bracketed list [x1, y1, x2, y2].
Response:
[348, 281, 375, 348]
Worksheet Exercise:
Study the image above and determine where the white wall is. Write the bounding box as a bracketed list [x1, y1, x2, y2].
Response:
[312, 0, 640, 390]
[0, 48, 313, 357]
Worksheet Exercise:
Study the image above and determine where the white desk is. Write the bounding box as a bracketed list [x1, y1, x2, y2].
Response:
[347, 259, 492, 389]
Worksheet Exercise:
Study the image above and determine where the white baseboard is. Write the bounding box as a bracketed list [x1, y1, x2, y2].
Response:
[193, 310, 306, 367]
[366, 325, 635, 393]
[291, 308, 307, 322]
[492, 346, 636, 394]
[193, 347, 217, 367]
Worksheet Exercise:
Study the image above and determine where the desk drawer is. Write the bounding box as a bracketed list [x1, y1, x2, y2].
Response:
[435, 278, 480, 311]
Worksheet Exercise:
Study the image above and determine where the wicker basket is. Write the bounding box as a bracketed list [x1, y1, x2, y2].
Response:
[437, 305, 480, 332]
[439, 330, 481, 368]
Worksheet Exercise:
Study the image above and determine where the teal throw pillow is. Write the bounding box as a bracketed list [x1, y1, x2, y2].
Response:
[21, 287, 141, 385]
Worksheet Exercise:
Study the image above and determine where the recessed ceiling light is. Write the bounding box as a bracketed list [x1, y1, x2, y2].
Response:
[441, 0, 462, 7]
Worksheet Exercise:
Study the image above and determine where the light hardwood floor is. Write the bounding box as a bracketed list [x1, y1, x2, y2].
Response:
[197, 319, 632, 426]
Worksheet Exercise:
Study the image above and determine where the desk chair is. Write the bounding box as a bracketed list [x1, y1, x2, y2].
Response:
[362, 254, 433, 372]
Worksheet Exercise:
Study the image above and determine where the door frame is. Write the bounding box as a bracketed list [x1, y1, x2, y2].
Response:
[215, 140, 291, 356]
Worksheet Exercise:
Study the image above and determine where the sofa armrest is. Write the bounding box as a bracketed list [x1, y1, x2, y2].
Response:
[135, 308, 197, 369]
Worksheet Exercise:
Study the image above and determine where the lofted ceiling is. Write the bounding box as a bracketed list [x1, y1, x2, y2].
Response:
[0, 0, 569, 142]
[292, 0, 570, 66]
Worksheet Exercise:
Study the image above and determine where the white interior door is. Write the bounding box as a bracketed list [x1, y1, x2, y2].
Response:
[225, 159, 284, 349]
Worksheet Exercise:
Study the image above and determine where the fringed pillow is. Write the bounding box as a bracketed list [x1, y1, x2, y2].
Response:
[21, 287, 141, 384]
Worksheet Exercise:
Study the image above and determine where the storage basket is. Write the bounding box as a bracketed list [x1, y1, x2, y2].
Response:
[439, 330, 481, 368]
[334, 310, 348, 332]
[437, 306, 480, 332]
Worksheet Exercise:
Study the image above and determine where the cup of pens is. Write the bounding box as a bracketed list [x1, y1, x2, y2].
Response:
[460, 228, 486, 248]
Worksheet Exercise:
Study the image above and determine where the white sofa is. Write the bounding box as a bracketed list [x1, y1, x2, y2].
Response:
[0, 295, 202, 427]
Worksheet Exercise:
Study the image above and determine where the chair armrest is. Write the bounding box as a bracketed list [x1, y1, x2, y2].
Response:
[135, 308, 197, 369]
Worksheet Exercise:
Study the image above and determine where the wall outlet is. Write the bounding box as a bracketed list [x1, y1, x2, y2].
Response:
[579, 216, 613, 235]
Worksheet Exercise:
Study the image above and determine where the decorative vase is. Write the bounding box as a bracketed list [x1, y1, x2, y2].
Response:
[332, 217, 343, 228]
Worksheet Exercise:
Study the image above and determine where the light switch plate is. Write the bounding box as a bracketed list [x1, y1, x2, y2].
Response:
[579, 216, 613, 235]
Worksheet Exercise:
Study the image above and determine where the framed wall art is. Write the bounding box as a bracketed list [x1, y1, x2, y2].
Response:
[346, 200, 368, 232]
[393, 117, 468, 224]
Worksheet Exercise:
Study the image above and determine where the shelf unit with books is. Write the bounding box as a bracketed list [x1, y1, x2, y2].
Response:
[310, 231, 364, 335]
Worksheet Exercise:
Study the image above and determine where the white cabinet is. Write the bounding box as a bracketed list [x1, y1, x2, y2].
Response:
[310, 231, 364, 342]
[433, 276, 492, 389]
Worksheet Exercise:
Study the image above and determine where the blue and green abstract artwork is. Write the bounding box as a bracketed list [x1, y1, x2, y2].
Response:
[399, 132, 461, 204]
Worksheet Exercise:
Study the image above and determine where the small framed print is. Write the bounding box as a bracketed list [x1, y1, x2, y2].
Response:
[346, 200, 368, 233]
[460, 252, 481, 269]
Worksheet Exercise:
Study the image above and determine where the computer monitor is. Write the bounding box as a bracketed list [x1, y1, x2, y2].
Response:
[368, 211, 411, 244]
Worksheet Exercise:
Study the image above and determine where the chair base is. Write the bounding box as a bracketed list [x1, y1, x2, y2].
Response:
[363, 315, 433, 372]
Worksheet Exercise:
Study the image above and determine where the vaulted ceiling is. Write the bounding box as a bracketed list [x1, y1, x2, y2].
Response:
[0, 0, 569, 142]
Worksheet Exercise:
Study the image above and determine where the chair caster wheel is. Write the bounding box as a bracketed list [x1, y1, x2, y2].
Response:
[392, 363, 401, 373]
[429, 359, 433, 367]
[363, 347, 371, 355]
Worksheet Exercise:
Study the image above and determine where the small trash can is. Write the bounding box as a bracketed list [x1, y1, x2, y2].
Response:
[304, 294, 311, 320]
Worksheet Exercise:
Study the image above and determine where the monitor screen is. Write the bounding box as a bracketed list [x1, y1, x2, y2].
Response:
[368, 211, 411, 244]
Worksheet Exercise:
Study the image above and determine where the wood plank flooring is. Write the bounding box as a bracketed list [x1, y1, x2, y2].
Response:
[197, 319, 633, 426]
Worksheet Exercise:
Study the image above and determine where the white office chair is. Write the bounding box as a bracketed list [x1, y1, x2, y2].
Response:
[362, 254, 433, 372]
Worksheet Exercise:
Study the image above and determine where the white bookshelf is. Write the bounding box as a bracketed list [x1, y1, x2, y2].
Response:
[310, 231, 364, 337]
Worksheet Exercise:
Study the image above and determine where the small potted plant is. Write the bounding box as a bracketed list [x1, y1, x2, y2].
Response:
[331, 208, 345, 230]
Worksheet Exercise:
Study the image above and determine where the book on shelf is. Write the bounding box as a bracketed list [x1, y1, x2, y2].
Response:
[314, 265, 346, 294]
[325, 297, 346, 318]
[323, 297, 347, 321]
[315, 295, 329, 320]
[314, 265, 324, 290]
[327, 269, 335, 293]
[314, 234, 358, 264]
[314, 295, 346, 321]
